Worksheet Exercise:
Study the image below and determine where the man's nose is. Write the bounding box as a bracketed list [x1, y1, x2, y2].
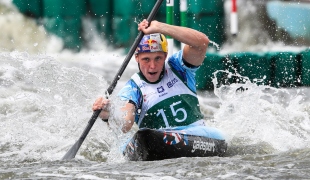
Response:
[149, 60, 156, 68]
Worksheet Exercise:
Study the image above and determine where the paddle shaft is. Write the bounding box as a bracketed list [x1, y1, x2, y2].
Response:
[62, 0, 164, 160]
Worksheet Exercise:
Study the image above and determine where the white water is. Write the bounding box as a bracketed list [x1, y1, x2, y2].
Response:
[1, 0, 310, 179]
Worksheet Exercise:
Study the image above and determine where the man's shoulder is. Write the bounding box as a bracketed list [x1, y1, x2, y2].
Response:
[123, 78, 139, 90]
[167, 50, 183, 69]
[117, 78, 141, 102]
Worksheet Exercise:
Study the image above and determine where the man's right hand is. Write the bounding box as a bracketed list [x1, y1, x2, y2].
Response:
[92, 97, 110, 120]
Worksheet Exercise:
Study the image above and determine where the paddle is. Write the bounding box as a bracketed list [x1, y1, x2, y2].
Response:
[62, 0, 164, 160]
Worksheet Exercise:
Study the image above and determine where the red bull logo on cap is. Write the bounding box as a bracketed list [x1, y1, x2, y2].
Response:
[135, 33, 168, 54]
[143, 39, 158, 46]
[142, 39, 159, 51]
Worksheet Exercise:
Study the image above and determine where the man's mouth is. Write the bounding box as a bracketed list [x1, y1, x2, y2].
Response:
[149, 72, 157, 75]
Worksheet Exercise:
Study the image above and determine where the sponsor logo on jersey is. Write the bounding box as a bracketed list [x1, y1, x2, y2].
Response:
[143, 91, 157, 102]
[157, 86, 165, 93]
[167, 78, 178, 88]
[139, 81, 147, 89]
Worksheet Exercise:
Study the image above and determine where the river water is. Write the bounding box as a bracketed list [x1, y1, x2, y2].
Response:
[1, 0, 310, 179]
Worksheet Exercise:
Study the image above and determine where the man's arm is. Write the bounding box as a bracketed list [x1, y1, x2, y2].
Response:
[92, 98, 136, 133]
[120, 102, 136, 133]
[138, 20, 209, 66]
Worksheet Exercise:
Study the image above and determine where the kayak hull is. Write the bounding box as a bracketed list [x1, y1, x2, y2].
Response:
[124, 127, 227, 161]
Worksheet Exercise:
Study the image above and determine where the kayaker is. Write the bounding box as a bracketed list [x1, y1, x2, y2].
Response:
[92, 19, 209, 133]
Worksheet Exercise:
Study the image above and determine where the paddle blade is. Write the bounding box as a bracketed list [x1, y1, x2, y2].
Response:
[62, 138, 83, 160]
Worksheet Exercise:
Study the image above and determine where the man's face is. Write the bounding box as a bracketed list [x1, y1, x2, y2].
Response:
[135, 52, 167, 83]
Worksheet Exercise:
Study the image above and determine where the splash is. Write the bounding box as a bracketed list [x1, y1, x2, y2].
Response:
[209, 40, 221, 51]
[210, 71, 310, 155]
[0, 52, 116, 162]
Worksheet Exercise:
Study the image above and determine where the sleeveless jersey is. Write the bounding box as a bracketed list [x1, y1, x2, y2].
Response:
[131, 62, 204, 129]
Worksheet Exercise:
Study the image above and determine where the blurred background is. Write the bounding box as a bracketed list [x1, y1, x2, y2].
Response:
[1, 0, 310, 90]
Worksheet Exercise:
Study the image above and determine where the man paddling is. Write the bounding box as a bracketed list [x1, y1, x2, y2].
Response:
[92, 19, 209, 132]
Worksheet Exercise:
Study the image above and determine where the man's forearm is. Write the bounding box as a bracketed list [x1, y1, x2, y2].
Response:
[156, 22, 209, 50]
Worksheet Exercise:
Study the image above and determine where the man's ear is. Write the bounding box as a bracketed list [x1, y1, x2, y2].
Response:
[135, 54, 139, 62]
